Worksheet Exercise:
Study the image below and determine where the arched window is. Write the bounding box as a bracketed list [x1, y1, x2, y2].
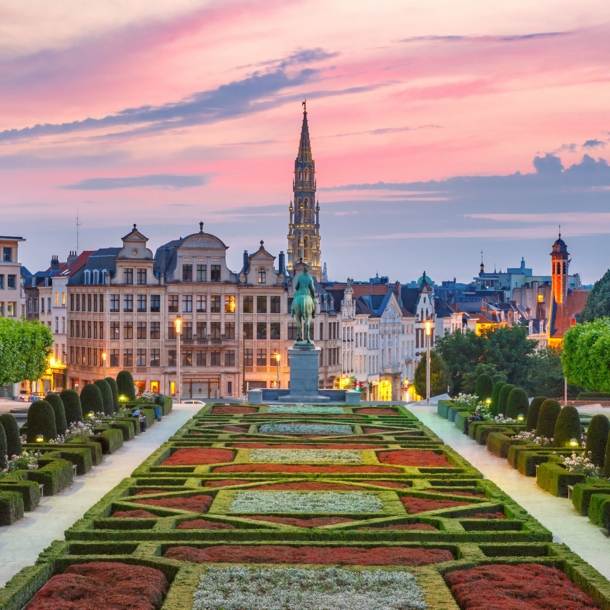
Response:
[298, 169, 302, 180]
[304, 236, 310, 260]
[305, 168, 309, 181]
[563, 262, 567, 274]
[84, 270, 90, 285]
[258, 268, 266, 284]
[93, 270, 99, 285]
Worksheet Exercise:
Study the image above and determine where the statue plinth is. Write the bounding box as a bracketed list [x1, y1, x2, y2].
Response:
[280, 344, 330, 402]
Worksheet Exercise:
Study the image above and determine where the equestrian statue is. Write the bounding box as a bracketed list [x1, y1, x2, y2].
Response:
[291, 266, 316, 344]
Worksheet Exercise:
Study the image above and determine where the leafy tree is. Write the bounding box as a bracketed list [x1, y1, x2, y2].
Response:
[414, 351, 449, 398]
[536, 399, 561, 439]
[474, 374, 494, 402]
[585, 414, 610, 467]
[497, 384, 515, 416]
[526, 347, 565, 398]
[526, 397, 547, 432]
[490, 381, 506, 415]
[580, 269, 609, 322]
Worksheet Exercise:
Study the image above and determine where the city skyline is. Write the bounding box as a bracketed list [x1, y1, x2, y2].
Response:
[1, 1, 610, 283]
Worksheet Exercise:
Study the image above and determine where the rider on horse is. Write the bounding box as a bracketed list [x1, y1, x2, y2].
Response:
[291, 266, 316, 344]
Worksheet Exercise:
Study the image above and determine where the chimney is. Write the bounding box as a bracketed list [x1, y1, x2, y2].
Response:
[278, 251, 286, 275]
[50, 255, 60, 270]
[243, 250, 249, 271]
[67, 250, 77, 265]
[394, 280, 401, 305]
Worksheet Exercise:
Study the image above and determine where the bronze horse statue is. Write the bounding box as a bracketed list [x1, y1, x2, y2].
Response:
[291, 266, 316, 344]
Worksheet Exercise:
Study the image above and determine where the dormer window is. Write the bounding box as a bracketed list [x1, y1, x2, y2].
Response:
[258, 268, 266, 284]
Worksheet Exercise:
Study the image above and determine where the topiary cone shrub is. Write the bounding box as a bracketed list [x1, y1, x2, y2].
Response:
[0, 424, 7, 470]
[497, 384, 515, 417]
[506, 388, 528, 420]
[474, 374, 494, 402]
[604, 432, 610, 479]
[94, 379, 114, 416]
[60, 389, 83, 424]
[586, 414, 610, 467]
[116, 370, 136, 401]
[490, 381, 506, 416]
[45, 393, 68, 435]
[26, 400, 57, 443]
[0, 413, 22, 457]
[80, 384, 104, 418]
[553, 406, 582, 448]
[535, 399, 561, 440]
[526, 397, 547, 432]
[105, 377, 119, 413]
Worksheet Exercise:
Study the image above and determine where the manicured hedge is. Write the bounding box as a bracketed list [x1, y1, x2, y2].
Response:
[535, 399, 561, 439]
[0, 473, 41, 511]
[116, 370, 136, 401]
[80, 383, 104, 417]
[0, 424, 7, 470]
[490, 381, 506, 416]
[91, 427, 124, 454]
[0, 413, 22, 457]
[0, 491, 24, 525]
[45, 393, 68, 435]
[586, 414, 610, 467]
[537, 460, 586, 497]
[497, 384, 515, 417]
[505, 388, 528, 420]
[105, 377, 119, 413]
[94, 379, 114, 416]
[553, 405, 582, 448]
[60, 389, 83, 424]
[25, 457, 74, 496]
[474, 374, 494, 402]
[526, 396, 546, 432]
[26, 400, 57, 443]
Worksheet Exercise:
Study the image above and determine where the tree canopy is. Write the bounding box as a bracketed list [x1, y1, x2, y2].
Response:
[580, 269, 610, 322]
[414, 351, 449, 398]
[0, 318, 54, 386]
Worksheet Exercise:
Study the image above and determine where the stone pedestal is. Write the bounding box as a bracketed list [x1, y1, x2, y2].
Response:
[280, 344, 330, 402]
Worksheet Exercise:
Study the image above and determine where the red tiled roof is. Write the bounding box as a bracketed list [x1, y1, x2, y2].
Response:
[549, 290, 590, 340]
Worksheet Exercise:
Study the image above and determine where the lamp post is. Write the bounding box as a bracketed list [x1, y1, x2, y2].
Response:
[102, 351, 107, 379]
[276, 352, 281, 388]
[174, 316, 182, 404]
[424, 319, 432, 406]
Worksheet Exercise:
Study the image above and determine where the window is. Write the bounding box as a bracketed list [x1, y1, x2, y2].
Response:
[76, 294, 81, 312]
[196, 295, 207, 312]
[150, 349, 160, 366]
[41, 299, 45, 314]
[211, 265, 221, 282]
[70, 320, 74, 337]
[168, 350, 176, 366]
[182, 350, 192, 366]
[197, 321, 207, 339]
[256, 348, 267, 366]
[225, 295, 236, 313]
[107, 294, 117, 312]
[210, 322, 221, 339]
[257, 322, 267, 340]
[136, 295, 146, 312]
[256, 296, 267, 313]
[107, 321, 118, 340]
[124, 268, 133, 284]
[150, 294, 160, 312]
[150, 321, 160, 339]
[184, 321, 193, 340]
[137, 349, 146, 367]
[319, 322, 324, 340]
[2, 247, 11, 262]
[124, 294, 133, 312]
[244, 348, 253, 366]
[182, 295, 192, 312]
[210, 295, 221, 313]
[0, 276, 3, 289]
[270, 296, 281, 313]
[196, 351, 206, 366]
[270, 322, 280, 340]
[225, 350, 235, 366]
[196, 264, 207, 282]
[137, 322, 147, 339]
[123, 348, 133, 367]
[93, 294, 98, 312]
[538, 294, 544, 303]
[210, 351, 221, 366]
[243, 296, 253, 313]
[258, 268, 266, 284]
[124, 321, 133, 339]
[243, 322, 253, 340]
[87, 321, 92, 338]
[225, 322, 235, 339]
[168, 295, 179, 312]
[182, 264, 193, 282]
[82, 320, 85, 338]
[7, 275, 16, 289]
[93, 321, 98, 339]
[136, 269, 147, 285]
[168, 324, 176, 340]
[69, 346, 74, 363]
[87, 294, 92, 312]
[288, 323, 297, 340]
[110, 349, 120, 367]
[62, 292, 66, 307]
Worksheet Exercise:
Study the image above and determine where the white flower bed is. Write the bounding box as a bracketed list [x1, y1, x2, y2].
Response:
[259, 423, 352, 435]
[229, 491, 383, 513]
[249, 449, 362, 463]
[192, 566, 427, 610]
[267, 405, 344, 414]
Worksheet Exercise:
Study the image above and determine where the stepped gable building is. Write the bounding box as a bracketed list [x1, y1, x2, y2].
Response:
[287, 101, 322, 281]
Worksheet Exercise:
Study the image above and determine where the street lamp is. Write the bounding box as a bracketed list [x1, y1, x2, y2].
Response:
[424, 319, 432, 406]
[174, 315, 182, 404]
[275, 352, 281, 388]
[102, 351, 107, 378]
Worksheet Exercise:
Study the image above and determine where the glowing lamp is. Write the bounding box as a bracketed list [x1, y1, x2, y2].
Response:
[485, 398, 492, 405]
[35, 434, 44, 443]
[517, 414, 525, 422]
[275, 353, 281, 363]
[119, 395, 127, 402]
[569, 438, 579, 448]
[174, 316, 182, 334]
[101, 352, 107, 362]
[424, 319, 432, 337]
[87, 411, 95, 418]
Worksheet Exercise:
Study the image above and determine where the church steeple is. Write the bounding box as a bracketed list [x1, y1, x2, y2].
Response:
[551, 228, 570, 305]
[287, 101, 322, 280]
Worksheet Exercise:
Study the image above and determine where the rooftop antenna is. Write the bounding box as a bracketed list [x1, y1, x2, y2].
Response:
[76, 208, 82, 254]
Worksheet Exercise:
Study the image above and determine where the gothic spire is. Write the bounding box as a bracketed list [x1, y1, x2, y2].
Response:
[297, 100, 312, 163]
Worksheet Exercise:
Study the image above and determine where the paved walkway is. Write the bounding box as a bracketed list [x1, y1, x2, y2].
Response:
[0, 402, 201, 587]
[408, 403, 610, 580]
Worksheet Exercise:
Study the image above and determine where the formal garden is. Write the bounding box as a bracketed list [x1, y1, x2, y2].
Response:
[1, 402, 609, 609]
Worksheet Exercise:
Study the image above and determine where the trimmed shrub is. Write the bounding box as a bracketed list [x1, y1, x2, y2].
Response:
[535, 399, 561, 439]
[116, 370, 136, 401]
[0, 425, 7, 470]
[490, 381, 506, 416]
[497, 384, 515, 417]
[577, 392, 610, 401]
[526, 397, 546, 432]
[0, 490, 24, 525]
[80, 384, 104, 417]
[106, 376, 119, 413]
[474, 374, 494, 402]
[94, 379, 114, 416]
[506, 388, 528, 420]
[0, 413, 22, 457]
[553, 406, 582, 448]
[26, 400, 57, 443]
[604, 430, 610, 479]
[60, 389, 83, 424]
[585, 414, 610, 467]
[45, 393, 68, 436]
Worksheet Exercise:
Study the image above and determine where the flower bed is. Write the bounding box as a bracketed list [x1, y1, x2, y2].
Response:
[222, 426, 248, 433]
[357, 408, 398, 415]
[26, 562, 168, 610]
[253, 482, 368, 491]
[463, 512, 506, 519]
[214, 464, 399, 473]
[162, 448, 234, 466]
[402, 496, 470, 514]
[229, 491, 383, 513]
[444, 563, 599, 609]
[112, 509, 158, 518]
[358, 523, 438, 531]
[248, 449, 362, 463]
[192, 566, 427, 610]
[432, 489, 485, 498]
[134, 489, 167, 496]
[234, 443, 380, 449]
[178, 519, 235, 530]
[136, 495, 213, 513]
[166, 544, 454, 566]
[211, 406, 257, 414]
[368, 480, 410, 488]
[363, 427, 396, 434]
[378, 450, 453, 467]
[259, 423, 353, 435]
[247, 516, 354, 527]
[267, 406, 345, 414]
[204, 479, 250, 488]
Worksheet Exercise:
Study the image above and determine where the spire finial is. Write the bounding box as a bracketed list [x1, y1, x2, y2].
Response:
[558, 224, 561, 238]
[133, 223, 137, 230]
[199, 221, 204, 233]
[260, 240, 264, 247]
[302, 99, 307, 114]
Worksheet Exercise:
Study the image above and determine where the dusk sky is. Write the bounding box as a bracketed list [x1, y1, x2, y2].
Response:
[2, 1, 610, 285]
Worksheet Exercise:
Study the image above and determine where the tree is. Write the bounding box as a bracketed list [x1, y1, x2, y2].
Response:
[580, 269, 609, 322]
[553, 406, 581, 448]
[414, 351, 449, 398]
[506, 387, 528, 419]
[535, 399, 561, 439]
[60, 389, 83, 424]
[585, 414, 610, 467]
[0, 414, 22, 457]
[474, 374, 494, 402]
[45, 393, 68, 435]
[116, 370, 136, 401]
[526, 397, 547, 432]
[490, 381, 506, 415]
[80, 384, 103, 417]
[105, 377, 119, 413]
[497, 384, 515, 416]
[94, 379, 114, 416]
[527, 347, 565, 398]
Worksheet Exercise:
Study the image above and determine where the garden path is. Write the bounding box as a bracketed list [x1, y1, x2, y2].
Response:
[0, 402, 201, 587]
[409, 402, 610, 580]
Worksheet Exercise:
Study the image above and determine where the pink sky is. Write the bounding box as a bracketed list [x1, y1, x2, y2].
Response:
[1, 0, 610, 282]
